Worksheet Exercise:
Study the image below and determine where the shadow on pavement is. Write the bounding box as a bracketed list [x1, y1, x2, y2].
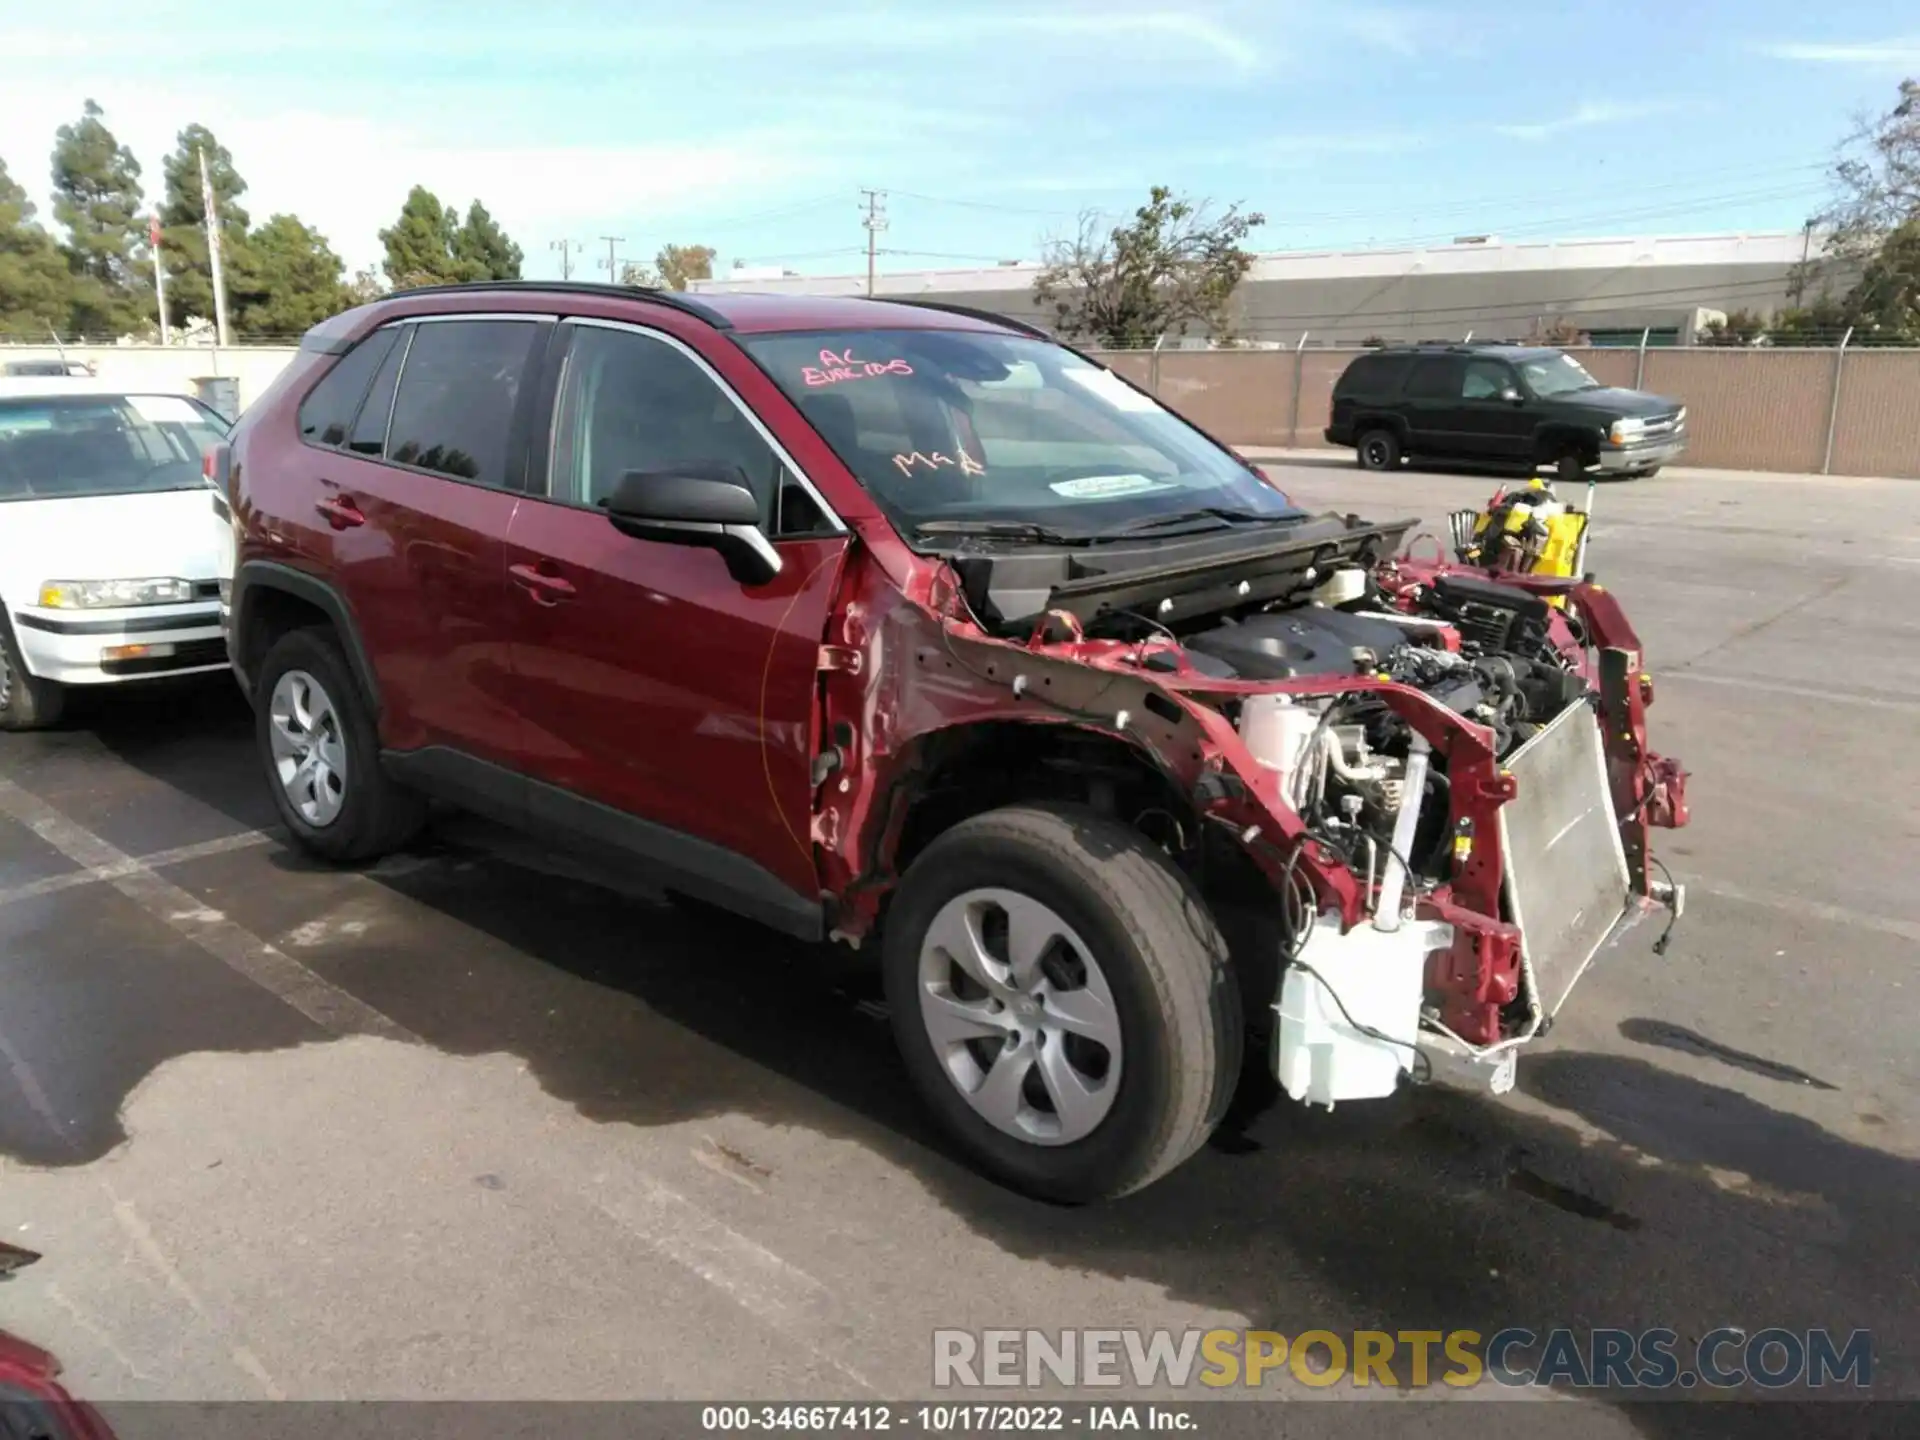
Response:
[10, 681, 1914, 1437]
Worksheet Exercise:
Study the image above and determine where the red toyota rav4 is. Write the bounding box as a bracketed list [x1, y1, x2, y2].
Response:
[220, 283, 1688, 1202]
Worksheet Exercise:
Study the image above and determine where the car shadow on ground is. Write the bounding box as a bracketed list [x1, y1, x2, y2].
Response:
[51, 681, 1919, 1435]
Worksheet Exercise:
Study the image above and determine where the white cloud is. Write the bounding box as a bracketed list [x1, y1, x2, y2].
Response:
[0, 83, 827, 271]
[1756, 36, 1920, 68]
[1493, 101, 1687, 142]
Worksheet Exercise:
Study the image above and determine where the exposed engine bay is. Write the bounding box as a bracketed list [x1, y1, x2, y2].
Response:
[914, 506, 1691, 1109]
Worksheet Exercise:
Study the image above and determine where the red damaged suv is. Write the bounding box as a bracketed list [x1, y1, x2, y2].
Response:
[220, 283, 1688, 1202]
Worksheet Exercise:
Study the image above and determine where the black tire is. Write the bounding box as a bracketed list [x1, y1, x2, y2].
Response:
[254, 626, 425, 863]
[0, 617, 66, 732]
[882, 803, 1242, 1203]
[1555, 451, 1590, 484]
[1356, 428, 1401, 472]
[1634, 466, 1660, 479]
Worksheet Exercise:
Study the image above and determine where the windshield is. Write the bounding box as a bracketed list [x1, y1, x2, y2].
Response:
[1518, 352, 1601, 397]
[0, 393, 229, 503]
[742, 330, 1301, 538]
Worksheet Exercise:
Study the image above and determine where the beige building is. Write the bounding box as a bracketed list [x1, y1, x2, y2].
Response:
[694, 231, 1834, 346]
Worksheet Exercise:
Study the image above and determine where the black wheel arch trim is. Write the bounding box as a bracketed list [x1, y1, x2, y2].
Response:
[232, 560, 382, 714]
[382, 745, 826, 943]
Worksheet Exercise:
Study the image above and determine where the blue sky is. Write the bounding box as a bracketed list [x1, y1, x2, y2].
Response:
[0, 1, 1912, 280]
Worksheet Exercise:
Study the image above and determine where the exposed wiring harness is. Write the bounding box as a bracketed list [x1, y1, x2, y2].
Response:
[1647, 855, 1682, 956]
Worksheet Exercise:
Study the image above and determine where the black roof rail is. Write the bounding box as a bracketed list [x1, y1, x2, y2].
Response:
[880, 298, 1054, 339]
[387, 279, 735, 330]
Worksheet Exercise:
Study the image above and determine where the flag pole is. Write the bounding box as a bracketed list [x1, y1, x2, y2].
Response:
[150, 215, 169, 345]
[198, 147, 231, 365]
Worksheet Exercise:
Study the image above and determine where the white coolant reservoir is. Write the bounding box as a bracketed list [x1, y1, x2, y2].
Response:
[1275, 915, 1454, 1108]
[1238, 694, 1321, 806]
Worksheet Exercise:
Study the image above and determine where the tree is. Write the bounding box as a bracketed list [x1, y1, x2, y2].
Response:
[654, 242, 714, 291]
[158, 123, 252, 332]
[1032, 187, 1265, 347]
[1766, 295, 1853, 345]
[1526, 316, 1592, 347]
[1844, 216, 1920, 342]
[0, 155, 74, 336]
[231, 214, 349, 337]
[344, 268, 385, 307]
[1797, 80, 1920, 343]
[1698, 308, 1770, 346]
[452, 200, 523, 281]
[1816, 79, 1919, 266]
[379, 185, 461, 288]
[50, 99, 150, 336]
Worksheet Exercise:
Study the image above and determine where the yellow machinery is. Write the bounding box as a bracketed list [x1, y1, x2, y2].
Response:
[1448, 477, 1592, 582]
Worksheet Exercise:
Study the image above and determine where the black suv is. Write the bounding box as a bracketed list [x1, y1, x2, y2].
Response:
[1326, 344, 1686, 481]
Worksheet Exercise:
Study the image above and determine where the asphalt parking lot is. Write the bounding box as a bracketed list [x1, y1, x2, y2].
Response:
[1, 458, 1915, 1432]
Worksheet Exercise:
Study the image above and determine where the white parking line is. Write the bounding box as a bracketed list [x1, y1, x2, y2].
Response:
[1678, 873, 1920, 945]
[0, 777, 413, 1041]
[0, 774, 882, 1395]
[1662, 671, 1920, 713]
[0, 829, 277, 909]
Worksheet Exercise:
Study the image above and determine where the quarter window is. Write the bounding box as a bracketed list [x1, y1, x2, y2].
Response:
[384, 319, 541, 487]
[349, 327, 410, 456]
[297, 329, 399, 447]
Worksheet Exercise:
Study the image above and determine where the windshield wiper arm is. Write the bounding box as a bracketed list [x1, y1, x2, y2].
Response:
[912, 519, 1087, 545]
[1105, 507, 1293, 536]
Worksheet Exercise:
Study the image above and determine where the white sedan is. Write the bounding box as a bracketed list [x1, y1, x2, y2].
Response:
[0, 378, 233, 730]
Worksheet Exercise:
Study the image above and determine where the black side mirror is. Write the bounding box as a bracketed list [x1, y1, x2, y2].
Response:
[602, 465, 783, 585]
[1502, 387, 1524, 404]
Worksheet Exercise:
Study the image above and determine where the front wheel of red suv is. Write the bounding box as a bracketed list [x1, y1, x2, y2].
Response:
[882, 804, 1242, 1203]
[254, 627, 425, 864]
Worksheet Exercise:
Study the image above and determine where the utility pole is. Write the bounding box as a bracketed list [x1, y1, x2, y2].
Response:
[150, 215, 169, 345]
[197, 148, 231, 353]
[550, 238, 582, 281]
[600, 235, 626, 286]
[860, 189, 888, 296]
[1792, 217, 1815, 306]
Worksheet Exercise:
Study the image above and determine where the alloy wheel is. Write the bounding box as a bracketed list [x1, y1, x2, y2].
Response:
[915, 887, 1123, 1146]
[268, 669, 349, 827]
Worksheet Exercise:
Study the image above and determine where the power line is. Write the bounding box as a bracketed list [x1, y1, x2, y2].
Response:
[889, 189, 1079, 218]
[549, 238, 583, 281]
[669, 193, 848, 234]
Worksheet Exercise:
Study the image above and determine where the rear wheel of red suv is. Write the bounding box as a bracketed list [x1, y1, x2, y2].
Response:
[882, 804, 1242, 1203]
[254, 627, 425, 863]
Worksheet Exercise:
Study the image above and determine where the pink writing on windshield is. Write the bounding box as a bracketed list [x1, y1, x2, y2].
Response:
[802, 348, 914, 387]
[891, 449, 986, 478]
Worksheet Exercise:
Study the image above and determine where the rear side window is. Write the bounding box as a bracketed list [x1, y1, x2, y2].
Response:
[1338, 353, 1413, 396]
[298, 329, 400, 447]
[384, 320, 542, 487]
[1405, 357, 1464, 399]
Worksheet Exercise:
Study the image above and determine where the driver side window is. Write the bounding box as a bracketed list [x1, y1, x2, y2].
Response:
[550, 324, 829, 534]
[1461, 359, 1514, 400]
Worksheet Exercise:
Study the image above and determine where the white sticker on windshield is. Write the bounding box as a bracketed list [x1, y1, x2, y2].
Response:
[1049, 473, 1166, 499]
[127, 394, 203, 424]
[1061, 367, 1160, 412]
